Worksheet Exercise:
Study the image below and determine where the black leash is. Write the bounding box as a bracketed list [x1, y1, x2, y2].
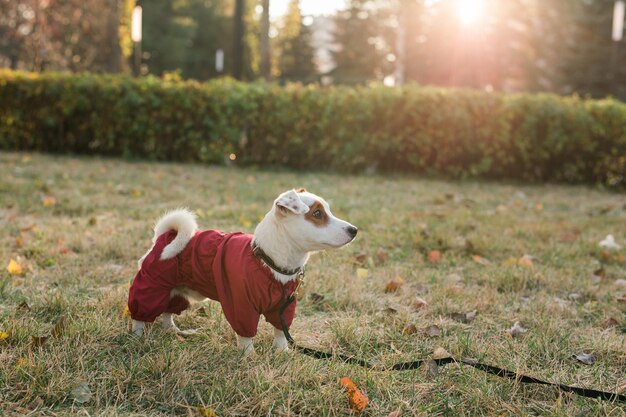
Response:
[279, 293, 626, 403]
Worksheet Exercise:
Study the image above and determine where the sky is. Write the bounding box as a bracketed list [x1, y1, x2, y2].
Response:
[270, 0, 346, 16]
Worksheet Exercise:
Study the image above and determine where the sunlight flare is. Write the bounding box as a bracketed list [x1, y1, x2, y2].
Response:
[457, 0, 485, 25]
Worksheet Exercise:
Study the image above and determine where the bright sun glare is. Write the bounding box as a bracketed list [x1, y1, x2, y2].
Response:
[457, 0, 484, 25]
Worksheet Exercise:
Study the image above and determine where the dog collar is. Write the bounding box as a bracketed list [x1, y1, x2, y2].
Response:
[251, 241, 304, 277]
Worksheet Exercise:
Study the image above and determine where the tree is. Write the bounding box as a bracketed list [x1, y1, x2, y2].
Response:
[331, 0, 392, 84]
[276, 0, 317, 82]
[260, 0, 270, 79]
[0, 0, 130, 72]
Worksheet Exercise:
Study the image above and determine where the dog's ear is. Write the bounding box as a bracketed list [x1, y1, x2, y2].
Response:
[275, 190, 309, 216]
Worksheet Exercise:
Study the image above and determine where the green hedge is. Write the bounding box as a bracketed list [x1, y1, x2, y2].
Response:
[1, 70, 625, 186]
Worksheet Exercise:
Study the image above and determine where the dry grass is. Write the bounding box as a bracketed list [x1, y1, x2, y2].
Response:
[0, 152, 625, 416]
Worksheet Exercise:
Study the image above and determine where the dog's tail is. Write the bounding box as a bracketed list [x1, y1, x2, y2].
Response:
[155, 208, 198, 260]
[138, 208, 198, 268]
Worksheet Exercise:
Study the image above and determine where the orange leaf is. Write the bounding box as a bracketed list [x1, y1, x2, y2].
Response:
[402, 324, 417, 335]
[339, 377, 369, 414]
[7, 259, 24, 276]
[517, 256, 533, 268]
[42, 195, 57, 207]
[384, 277, 404, 293]
[471, 255, 492, 266]
[376, 248, 389, 264]
[427, 250, 441, 264]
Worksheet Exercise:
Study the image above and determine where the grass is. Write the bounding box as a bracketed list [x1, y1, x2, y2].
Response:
[0, 151, 624, 416]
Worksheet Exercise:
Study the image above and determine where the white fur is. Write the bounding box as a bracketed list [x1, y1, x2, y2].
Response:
[131, 190, 357, 355]
[137, 208, 198, 268]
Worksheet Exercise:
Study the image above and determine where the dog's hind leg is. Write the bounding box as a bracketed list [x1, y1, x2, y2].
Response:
[161, 313, 198, 337]
[237, 335, 255, 356]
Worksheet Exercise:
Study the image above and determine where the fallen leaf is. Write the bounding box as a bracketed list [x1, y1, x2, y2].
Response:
[131, 190, 142, 197]
[559, 232, 579, 243]
[51, 315, 66, 338]
[197, 406, 218, 417]
[31, 335, 49, 347]
[503, 257, 518, 266]
[599, 235, 622, 250]
[617, 294, 626, 303]
[14, 236, 24, 248]
[339, 377, 369, 414]
[55, 238, 70, 255]
[42, 195, 57, 207]
[384, 306, 398, 314]
[432, 347, 451, 359]
[449, 310, 477, 323]
[309, 293, 325, 304]
[425, 325, 441, 337]
[508, 321, 527, 338]
[0, 331, 8, 342]
[385, 277, 405, 293]
[517, 255, 534, 268]
[424, 359, 438, 379]
[504, 256, 533, 267]
[376, 248, 389, 264]
[471, 255, 492, 266]
[355, 253, 368, 265]
[386, 410, 402, 417]
[402, 324, 418, 335]
[573, 352, 596, 365]
[17, 301, 31, 311]
[356, 268, 369, 279]
[534, 203, 543, 212]
[601, 317, 619, 328]
[445, 272, 463, 283]
[7, 259, 24, 276]
[568, 293, 581, 301]
[71, 382, 92, 404]
[412, 296, 429, 310]
[427, 250, 441, 264]
[239, 215, 252, 228]
[123, 305, 131, 317]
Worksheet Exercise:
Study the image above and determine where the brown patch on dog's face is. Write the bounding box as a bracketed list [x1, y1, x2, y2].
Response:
[304, 200, 329, 227]
[295, 188, 307, 193]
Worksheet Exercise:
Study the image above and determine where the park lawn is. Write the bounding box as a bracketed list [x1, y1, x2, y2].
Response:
[0, 152, 624, 417]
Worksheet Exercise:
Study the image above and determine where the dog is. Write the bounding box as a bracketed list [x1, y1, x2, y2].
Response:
[127, 188, 357, 354]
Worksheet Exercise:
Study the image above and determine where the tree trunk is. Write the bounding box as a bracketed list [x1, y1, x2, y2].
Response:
[233, 0, 245, 79]
[106, 0, 122, 72]
[260, 0, 270, 79]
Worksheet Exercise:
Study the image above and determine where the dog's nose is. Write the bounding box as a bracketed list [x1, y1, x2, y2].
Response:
[346, 226, 358, 238]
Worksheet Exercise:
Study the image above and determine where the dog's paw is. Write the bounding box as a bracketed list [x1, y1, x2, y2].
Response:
[131, 320, 145, 337]
[274, 345, 290, 353]
[272, 340, 290, 352]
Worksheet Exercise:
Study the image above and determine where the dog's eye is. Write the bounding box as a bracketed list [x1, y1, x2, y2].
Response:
[313, 209, 322, 219]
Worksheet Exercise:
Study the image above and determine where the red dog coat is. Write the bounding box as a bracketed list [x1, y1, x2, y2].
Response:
[128, 230, 298, 337]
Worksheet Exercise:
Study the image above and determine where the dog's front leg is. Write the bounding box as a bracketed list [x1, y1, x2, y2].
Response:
[237, 335, 255, 356]
[131, 320, 145, 336]
[272, 327, 289, 352]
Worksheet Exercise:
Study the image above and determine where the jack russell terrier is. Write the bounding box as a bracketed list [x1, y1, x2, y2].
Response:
[127, 189, 357, 354]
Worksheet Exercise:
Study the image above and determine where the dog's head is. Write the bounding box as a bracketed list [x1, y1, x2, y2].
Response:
[272, 188, 357, 251]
